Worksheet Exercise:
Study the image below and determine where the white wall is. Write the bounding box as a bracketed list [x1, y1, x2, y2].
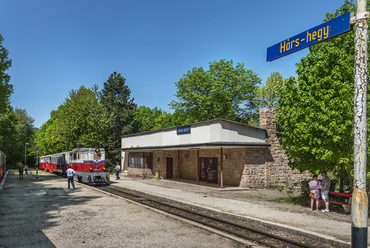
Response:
[122, 120, 266, 149]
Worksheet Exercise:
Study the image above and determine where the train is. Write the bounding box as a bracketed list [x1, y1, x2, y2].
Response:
[0, 150, 6, 183]
[39, 148, 109, 185]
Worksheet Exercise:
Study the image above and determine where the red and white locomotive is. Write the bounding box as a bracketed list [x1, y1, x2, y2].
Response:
[0, 150, 6, 184]
[40, 148, 109, 185]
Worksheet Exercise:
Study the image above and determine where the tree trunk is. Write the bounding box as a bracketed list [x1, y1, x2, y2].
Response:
[346, 168, 353, 191]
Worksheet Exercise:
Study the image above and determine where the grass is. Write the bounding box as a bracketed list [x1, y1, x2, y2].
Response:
[269, 195, 309, 204]
[270, 195, 346, 211]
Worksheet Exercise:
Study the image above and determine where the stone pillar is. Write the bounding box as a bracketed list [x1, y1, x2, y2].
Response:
[259, 108, 276, 133]
[259, 108, 277, 187]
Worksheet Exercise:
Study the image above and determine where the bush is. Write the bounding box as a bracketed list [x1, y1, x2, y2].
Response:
[301, 180, 310, 196]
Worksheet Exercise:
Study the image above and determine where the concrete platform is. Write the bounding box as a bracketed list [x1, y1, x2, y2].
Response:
[0, 170, 243, 248]
[110, 175, 368, 246]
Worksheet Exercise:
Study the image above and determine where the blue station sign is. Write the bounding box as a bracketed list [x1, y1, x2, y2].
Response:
[266, 12, 352, 62]
[177, 126, 191, 135]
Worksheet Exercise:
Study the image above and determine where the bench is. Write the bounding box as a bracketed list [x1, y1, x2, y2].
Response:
[296, 191, 352, 211]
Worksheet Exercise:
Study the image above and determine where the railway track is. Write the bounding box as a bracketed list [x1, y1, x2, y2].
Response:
[97, 185, 320, 248]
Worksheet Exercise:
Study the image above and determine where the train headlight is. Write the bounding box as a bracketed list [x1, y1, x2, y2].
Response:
[89, 167, 93, 171]
[102, 167, 105, 171]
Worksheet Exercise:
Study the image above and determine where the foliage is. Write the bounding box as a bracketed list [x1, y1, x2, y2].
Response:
[255, 72, 285, 109]
[0, 34, 35, 166]
[252, 72, 285, 127]
[100, 72, 136, 169]
[0, 34, 12, 115]
[38, 86, 109, 156]
[170, 59, 261, 123]
[133, 106, 175, 133]
[278, 1, 370, 184]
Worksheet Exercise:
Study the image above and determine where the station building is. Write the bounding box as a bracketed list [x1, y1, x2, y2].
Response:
[119, 108, 311, 188]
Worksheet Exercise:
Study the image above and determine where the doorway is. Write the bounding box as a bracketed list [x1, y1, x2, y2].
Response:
[166, 157, 173, 179]
[199, 158, 217, 183]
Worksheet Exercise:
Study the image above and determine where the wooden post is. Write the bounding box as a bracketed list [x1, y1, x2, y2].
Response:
[220, 147, 223, 189]
[178, 149, 180, 181]
[197, 150, 200, 185]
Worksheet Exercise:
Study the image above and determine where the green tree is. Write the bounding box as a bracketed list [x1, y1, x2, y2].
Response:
[255, 72, 285, 109]
[0, 34, 12, 115]
[133, 106, 175, 133]
[0, 33, 19, 166]
[251, 72, 285, 127]
[100, 72, 136, 168]
[170, 59, 261, 123]
[14, 108, 35, 165]
[278, 0, 368, 187]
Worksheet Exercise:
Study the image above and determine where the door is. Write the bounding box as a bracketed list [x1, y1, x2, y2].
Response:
[166, 157, 173, 179]
[199, 158, 217, 183]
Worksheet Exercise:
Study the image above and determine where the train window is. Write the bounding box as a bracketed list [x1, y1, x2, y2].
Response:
[73, 152, 77, 161]
[93, 153, 100, 160]
[78, 153, 80, 160]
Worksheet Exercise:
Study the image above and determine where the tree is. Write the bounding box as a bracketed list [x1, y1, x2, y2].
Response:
[252, 72, 285, 127]
[37, 86, 109, 157]
[278, 0, 368, 187]
[100, 72, 136, 168]
[133, 106, 175, 133]
[0, 33, 19, 166]
[170, 59, 261, 124]
[255, 72, 285, 109]
[0, 34, 12, 115]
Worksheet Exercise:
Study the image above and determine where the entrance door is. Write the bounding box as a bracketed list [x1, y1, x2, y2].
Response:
[166, 157, 173, 179]
[200, 158, 217, 183]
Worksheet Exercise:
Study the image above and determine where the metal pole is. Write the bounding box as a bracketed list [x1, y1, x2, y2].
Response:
[36, 130, 38, 180]
[36, 130, 39, 167]
[24, 143, 29, 164]
[352, 1, 368, 247]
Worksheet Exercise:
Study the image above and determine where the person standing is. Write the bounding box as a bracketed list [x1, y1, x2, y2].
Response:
[18, 163, 24, 180]
[115, 162, 120, 180]
[308, 175, 321, 211]
[321, 171, 331, 212]
[24, 164, 28, 174]
[66, 165, 75, 189]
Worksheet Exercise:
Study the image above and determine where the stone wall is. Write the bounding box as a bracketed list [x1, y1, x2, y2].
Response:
[259, 108, 311, 187]
[127, 167, 154, 178]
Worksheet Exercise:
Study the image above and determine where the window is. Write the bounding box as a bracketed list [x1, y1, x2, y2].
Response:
[129, 152, 153, 169]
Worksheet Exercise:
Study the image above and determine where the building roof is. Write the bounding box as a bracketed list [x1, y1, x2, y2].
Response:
[116, 141, 270, 151]
[121, 118, 266, 138]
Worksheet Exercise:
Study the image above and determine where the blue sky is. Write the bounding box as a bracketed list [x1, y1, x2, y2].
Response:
[1, 0, 346, 128]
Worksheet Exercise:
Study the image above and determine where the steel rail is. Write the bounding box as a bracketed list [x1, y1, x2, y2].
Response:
[102, 185, 315, 248]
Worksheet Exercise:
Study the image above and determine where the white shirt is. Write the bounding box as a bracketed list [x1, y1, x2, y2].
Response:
[115, 165, 120, 171]
[66, 168, 75, 177]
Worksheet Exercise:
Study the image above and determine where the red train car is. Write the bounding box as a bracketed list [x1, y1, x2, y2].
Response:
[40, 148, 109, 185]
[0, 150, 6, 183]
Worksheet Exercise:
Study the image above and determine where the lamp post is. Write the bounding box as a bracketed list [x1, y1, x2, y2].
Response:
[24, 143, 29, 164]
[32, 127, 39, 180]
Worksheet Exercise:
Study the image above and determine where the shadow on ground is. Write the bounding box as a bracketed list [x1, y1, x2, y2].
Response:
[0, 169, 102, 248]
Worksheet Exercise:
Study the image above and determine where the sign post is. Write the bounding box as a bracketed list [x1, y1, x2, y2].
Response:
[352, 1, 368, 247]
[267, 3, 369, 247]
